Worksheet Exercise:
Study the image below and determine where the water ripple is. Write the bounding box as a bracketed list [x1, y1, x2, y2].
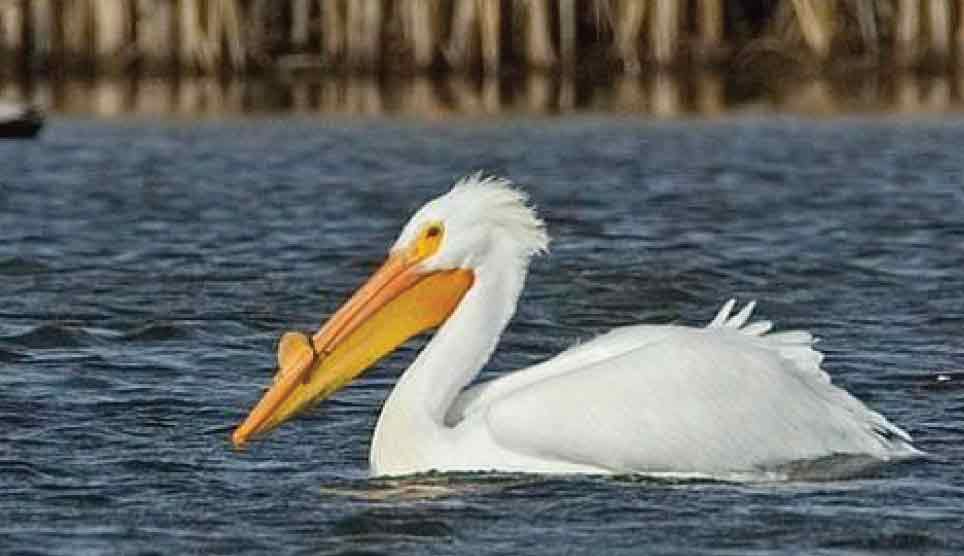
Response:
[121, 322, 194, 343]
[2, 118, 963, 555]
[2, 324, 100, 349]
[0, 256, 50, 275]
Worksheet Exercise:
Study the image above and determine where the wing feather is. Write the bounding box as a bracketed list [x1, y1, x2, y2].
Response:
[458, 301, 915, 474]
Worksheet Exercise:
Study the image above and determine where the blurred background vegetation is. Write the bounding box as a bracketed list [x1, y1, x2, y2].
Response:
[2, 0, 964, 116]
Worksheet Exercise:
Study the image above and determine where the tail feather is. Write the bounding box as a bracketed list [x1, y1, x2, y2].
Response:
[707, 299, 827, 380]
[707, 298, 767, 334]
[742, 320, 773, 336]
[705, 298, 918, 455]
[727, 300, 757, 329]
[708, 299, 737, 328]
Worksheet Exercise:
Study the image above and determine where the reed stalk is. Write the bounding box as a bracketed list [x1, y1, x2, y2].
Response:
[92, 0, 127, 70]
[651, 0, 681, 65]
[321, 0, 345, 64]
[523, 0, 556, 68]
[224, 79, 243, 111]
[926, 0, 950, 60]
[614, 0, 646, 74]
[696, 71, 723, 115]
[245, 0, 271, 62]
[852, 0, 878, 55]
[446, 0, 500, 73]
[524, 72, 550, 111]
[344, 76, 381, 114]
[446, 0, 478, 70]
[136, 0, 175, 69]
[698, 0, 724, 52]
[177, 0, 202, 69]
[0, 1, 24, 54]
[959, 0, 964, 64]
[788, 78, 833, 114]
[789, 0, 833, 58]
[208, 0, 246, 71]
[224, 0, 246, 70]
[588, 0, 611, 36]
[559, 0, 576, 71]
[614, 74, 646, 111]
[559, 73, 575, 109]
[134, 78, 171, 113]
[291, 0, 310, 49]
[448, 76, 481, 114]
[895, 0, 920, 65]
[30, 0, 52, 61]
[176, 76, 199, 113]
[651, 70, 681, 116]
[204, 0, 223, 71]
[345, 0, 382, 70]
[400, 0, 438, 69]
[63, 0, 92, 59]
[479, 0, 500, 73]
[291, 79, 310, 111]
[92, 76, 124, 115]
[402, 75, 442, 116]
[895, 72, 920, 111]
[926, 76, 950, 108]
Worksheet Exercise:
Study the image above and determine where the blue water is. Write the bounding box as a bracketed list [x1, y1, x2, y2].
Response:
[2, 117, 963, 554]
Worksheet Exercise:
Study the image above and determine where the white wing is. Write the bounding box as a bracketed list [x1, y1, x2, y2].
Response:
[451, 300, 916, 474]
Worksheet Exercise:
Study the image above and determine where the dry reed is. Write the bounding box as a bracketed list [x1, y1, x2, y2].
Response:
[0, 1, 962, 76]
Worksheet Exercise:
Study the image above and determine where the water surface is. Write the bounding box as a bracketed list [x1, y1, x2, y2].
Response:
[1, 117, 962, 554]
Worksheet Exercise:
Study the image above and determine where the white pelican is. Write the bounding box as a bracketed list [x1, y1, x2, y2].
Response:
[233, 174, 918, 478]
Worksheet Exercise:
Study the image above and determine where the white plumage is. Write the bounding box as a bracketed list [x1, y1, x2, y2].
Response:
[362, 175, 917, 478]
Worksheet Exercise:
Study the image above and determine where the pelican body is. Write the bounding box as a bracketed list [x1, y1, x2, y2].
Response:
[233, 175, 917, 478]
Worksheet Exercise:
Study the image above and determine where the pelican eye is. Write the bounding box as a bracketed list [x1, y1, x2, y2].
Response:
[412, 222, 445, 261]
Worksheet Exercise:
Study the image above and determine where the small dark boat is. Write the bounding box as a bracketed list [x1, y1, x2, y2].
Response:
[0, 101, 44, 139]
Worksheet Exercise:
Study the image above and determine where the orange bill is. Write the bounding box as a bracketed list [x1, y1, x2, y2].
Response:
[232, 250, 473, 447]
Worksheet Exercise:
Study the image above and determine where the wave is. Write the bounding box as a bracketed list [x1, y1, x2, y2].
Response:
[0, 256, 50, 275]
[821, 531, 946, 551]
[0, 346, 27, 363]
[2, 324, 99, 349]
[121, 322, 192, 342]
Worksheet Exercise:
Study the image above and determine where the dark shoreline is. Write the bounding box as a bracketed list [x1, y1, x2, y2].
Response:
[3, 69, 964, 119]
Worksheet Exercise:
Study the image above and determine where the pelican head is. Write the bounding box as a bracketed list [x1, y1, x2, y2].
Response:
[393, 173, 548, 270]
[232, 174, 547, 446]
